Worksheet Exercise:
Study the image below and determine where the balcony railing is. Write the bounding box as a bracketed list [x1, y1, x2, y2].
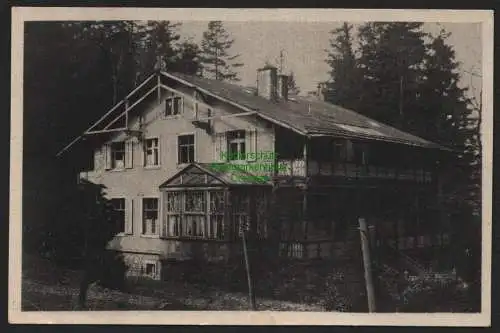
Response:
[277, 159, 432, 183]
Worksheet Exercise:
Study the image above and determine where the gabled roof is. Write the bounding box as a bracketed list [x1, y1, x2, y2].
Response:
[58, 70, 447, 156]
[162, 71, 445, 150]
[159, 163, 272, 189]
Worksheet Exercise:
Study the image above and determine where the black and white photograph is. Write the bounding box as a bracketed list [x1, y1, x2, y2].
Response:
[9, 8, 493, 325]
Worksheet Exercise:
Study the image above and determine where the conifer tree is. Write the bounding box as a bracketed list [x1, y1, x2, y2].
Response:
[324, 22, 362, 110]
[171, 39, 202, 76]
[200, 21, 243, 81]
[356, 22, 428, 132]
[137, 21, 182, 78]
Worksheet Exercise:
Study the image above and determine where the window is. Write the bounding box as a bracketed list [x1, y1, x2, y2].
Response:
[178, 134, 195, 164]
[184, 191, 206, 237]
[165, 190, 227, 240]
[166, 192, 182, 237]
[144, 261, 157, 279]
[111, 142, 125, 169]
[142, 198, 158, 236]
[144, 138, 160, 166]
[226, 130, 246, 161]
[209, 191, 225, 240]
[111, 198, 126, 233]
[165, 96, 182, 116]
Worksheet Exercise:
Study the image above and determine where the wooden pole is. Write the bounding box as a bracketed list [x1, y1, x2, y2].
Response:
[242, 230, 257, 310]
[359, 217, 377, 312]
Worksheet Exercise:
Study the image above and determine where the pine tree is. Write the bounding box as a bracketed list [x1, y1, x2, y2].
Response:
[325, 22, 362, 110]
[171, 39, 202, 76]
[70, 21, 140, 104]
[137, 21, 182, 78]
[421, 30, 478, 204]
[200, 21, 243, 81]
[357, 22, 428, 132]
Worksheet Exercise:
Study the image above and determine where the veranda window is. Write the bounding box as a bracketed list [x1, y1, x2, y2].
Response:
[163, 190, 267, 241]
[165, 190, 227, 240]
[209, 191, 225, 240]
[165, 192, 182, 237]
[184, 191, 206, 237]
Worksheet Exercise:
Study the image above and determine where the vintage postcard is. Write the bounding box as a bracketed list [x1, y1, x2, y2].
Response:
[9, 7, 493, 326]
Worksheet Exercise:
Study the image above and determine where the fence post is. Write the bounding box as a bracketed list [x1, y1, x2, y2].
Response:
[359, 217, 377, 312]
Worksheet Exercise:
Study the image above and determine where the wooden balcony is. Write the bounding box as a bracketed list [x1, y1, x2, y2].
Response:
[277, 159, 433, 183]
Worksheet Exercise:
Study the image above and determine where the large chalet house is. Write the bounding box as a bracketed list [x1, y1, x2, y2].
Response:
[58, 66, 452, 280]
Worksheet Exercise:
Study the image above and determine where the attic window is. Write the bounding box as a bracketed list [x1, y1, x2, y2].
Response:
[165, 96, 182, 117]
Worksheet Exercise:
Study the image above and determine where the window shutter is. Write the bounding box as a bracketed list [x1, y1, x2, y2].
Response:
[194, 102, 199, 120]
[125, 140, 134, 168]
[214, 132, 227, 162]
[246, 128, 257, 161]
[125, 199, 134, 235]
[157, 136, 162, 166]
[104, 144, 112, 170]
[140, 140, 146, 167]
[139, 198, 144, 235]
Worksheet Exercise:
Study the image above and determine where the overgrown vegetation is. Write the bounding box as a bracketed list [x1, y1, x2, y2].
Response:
[39, 180, 128, 308]
[325, 22, 482, 291]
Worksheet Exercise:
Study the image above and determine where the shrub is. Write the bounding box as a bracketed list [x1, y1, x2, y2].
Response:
[397, 273, 472, 312]
[322, 271, 351, 311]
[96, 251, 128, 291]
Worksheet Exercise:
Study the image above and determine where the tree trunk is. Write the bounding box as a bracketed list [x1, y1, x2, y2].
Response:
[78, 269, 91, 309]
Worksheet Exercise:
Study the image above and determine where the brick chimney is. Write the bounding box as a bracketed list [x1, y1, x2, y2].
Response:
[257, 65, 278, 100]
[277, 74, 289, 100]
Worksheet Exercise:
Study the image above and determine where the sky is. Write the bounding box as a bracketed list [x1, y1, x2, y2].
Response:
[177, 21, 482, 100]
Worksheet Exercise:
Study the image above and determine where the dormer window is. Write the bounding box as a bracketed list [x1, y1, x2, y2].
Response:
[165, 96, 182, 117]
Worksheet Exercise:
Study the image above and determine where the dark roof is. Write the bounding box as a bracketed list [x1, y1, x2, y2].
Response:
[165, 71, 444, 149]
[159, 163, 272, 188]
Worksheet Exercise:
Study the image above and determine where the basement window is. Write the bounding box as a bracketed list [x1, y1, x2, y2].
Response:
[144, 261, 157, 279]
